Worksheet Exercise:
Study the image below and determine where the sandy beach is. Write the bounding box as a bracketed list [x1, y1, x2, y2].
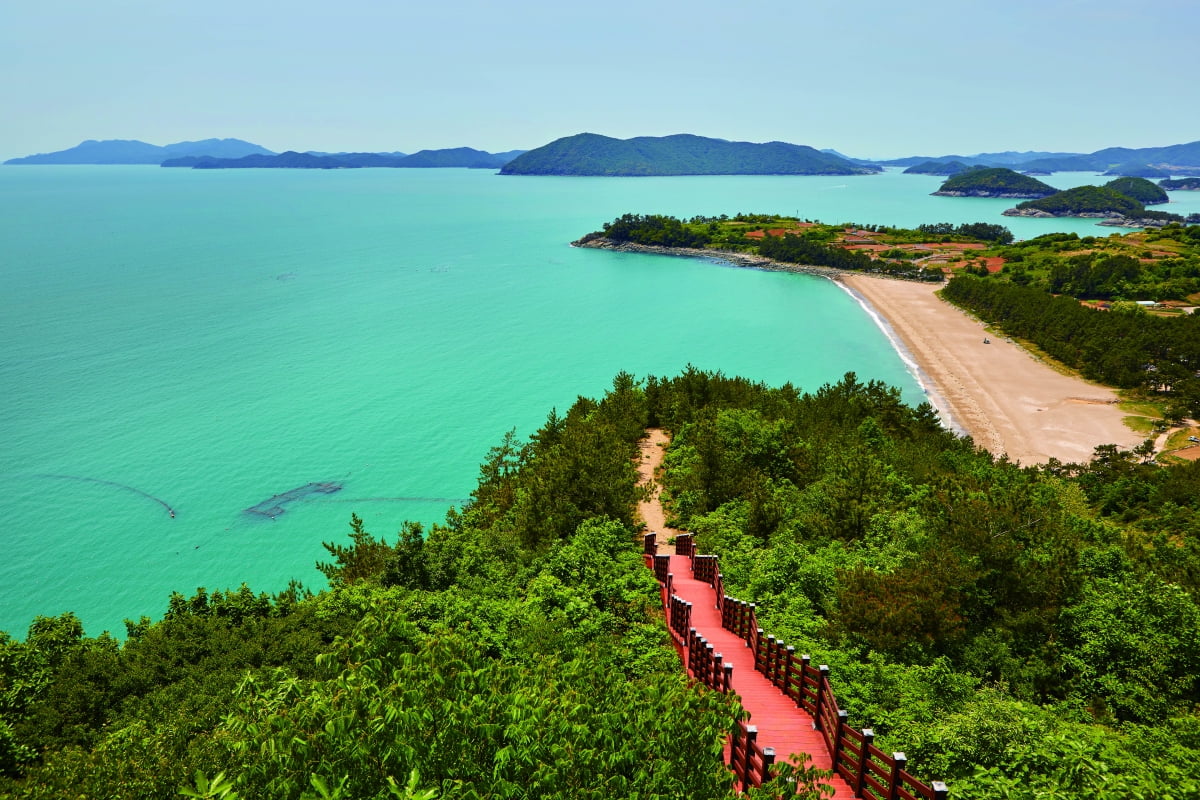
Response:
[576, 239, 1143, 464]
[839, 274, 1143, 464]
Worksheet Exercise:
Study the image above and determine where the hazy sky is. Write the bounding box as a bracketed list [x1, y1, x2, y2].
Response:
[3, 0, 1197, 161]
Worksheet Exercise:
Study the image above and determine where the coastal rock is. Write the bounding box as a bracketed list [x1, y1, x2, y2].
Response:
[1097, 216, 1180, 228]
[1001, 207, 1055, 217]
[934, 190, 1052, 199]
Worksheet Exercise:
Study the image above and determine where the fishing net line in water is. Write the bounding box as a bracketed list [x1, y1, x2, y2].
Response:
[30, 474, 177, 517]
[19, 475, 467, 522]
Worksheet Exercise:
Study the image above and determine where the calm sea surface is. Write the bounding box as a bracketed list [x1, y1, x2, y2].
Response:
[2, 166, 1197, 637]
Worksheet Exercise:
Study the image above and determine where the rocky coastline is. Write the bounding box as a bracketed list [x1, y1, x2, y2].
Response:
[570, 237, 852, 280]
[1001, 207, 1180, 228]
[932, 189, 1053, 199]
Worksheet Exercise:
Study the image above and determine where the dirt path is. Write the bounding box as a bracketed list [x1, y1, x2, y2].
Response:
[636, 428, 679, 554]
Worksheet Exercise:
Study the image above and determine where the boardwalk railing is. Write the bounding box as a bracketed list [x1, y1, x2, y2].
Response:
[661, 533, 949, 800]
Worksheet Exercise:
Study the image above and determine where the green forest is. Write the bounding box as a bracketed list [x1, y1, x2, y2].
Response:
[1012, 185, 1182, 221]
[3, 369, 1200, 799]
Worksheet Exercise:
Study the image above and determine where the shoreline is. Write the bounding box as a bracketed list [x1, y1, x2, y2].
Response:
[575, 238, 1142, 463]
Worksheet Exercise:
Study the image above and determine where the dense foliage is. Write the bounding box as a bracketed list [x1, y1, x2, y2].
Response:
[649, 369, 1200, 799]
[916, 222, 1014, 244]
[1015, 185, 1146, 216]
[600, 213, 711, 248]
[1161, 177, 1200, 191]
[500, 133, 880, 177]
[6, 367, 1200, 799]
[586, 213, 990, 280]
[0, 373, 739, 800]
[933, 168, 1056, 197]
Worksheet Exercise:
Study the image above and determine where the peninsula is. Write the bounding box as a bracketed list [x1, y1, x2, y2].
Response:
[575, 213, 1200, 462]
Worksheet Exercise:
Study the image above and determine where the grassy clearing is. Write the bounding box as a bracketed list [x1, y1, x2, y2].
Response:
[1124, 415, 1157, 434]
[1118, 398, 1166, 419]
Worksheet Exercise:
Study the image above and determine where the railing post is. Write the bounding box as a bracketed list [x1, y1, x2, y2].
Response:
[773, 640, 786, 688]
[812, 665, 830, 730]
[723, 662, 733, 692]
[832, 709, 849, 773]
[713, 651, 723, 691]
[856, 728, 874, 797]
[764, 635, 776, 677]
[888, 753, 907, 800]
[785, 645, 797, 702]
[742, 725, 758, 792]
[761, 747, 776, 788]
[932, 780, 949, 800]
[705, 642, 715, 687]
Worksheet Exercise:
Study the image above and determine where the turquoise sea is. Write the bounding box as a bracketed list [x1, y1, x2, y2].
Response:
[3, 166, 1198, 637]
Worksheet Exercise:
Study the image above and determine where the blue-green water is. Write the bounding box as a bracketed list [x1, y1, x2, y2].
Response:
[2, 166, 1197, 637]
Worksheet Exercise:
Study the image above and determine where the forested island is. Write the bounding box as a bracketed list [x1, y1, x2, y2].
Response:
[499, 133, 881, 176]
[931, 168, 1056, 198]
[2, 366, 1199, 799]
[1162, 177, 1200, 191]
[1004, 181, 1183, 227]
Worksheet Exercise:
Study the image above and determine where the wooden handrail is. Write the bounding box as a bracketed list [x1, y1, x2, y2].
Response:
[729, 723, 776, 791]
[670, 538, 948, 800]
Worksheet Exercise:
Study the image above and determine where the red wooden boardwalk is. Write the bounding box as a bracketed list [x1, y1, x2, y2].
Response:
[667, 553, 856, 799]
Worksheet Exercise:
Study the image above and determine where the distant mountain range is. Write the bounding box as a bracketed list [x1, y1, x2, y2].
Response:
[8, 135, 1200, 177]
[3, 139, 524, 169]
[162, 148, 525, 170]
[4, 138, 273, 165]
[500, 133, 881, 176]
[877, 141, 1200, 176]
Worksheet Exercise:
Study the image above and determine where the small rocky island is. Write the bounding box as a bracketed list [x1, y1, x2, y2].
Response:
[931, 167, 1057, 198]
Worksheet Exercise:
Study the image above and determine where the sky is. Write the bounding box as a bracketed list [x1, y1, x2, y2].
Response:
[3, 0, 1198, 161]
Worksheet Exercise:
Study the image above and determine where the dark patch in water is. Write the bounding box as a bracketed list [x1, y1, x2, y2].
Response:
[245, 481, 343, 519]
